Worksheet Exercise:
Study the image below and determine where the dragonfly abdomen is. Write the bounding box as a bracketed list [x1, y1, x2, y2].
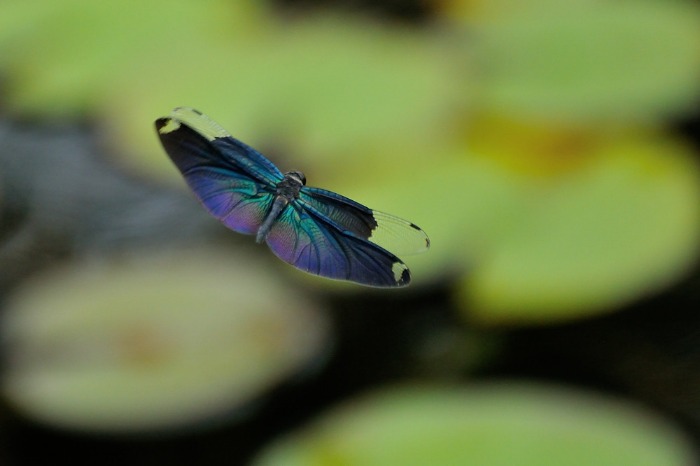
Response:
[256, 196, 289, 243]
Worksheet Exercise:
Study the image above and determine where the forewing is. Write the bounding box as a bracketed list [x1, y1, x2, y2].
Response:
[156, 107, 284, 186]
[265, 203, 410, 287]
[300, 187, 429, 255]
[156, 107, 280, 234]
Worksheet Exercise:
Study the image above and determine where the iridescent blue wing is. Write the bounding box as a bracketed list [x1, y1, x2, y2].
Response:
[299, 187, 430, 255]
[155, 107, 281, 235]
[159, 107, 284, 185]
[265, 202, 410, 287]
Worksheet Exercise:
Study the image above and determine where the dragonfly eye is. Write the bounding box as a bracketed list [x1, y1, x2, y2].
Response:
[288, 170, 306, 186]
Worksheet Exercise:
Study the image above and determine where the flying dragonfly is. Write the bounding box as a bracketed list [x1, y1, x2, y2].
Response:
[155, 107, 429, 287]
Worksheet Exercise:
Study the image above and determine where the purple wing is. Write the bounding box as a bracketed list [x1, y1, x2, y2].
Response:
[182, 167, 275, 235]
[155, 108, 280, 234]
[264, 202, 410, 287]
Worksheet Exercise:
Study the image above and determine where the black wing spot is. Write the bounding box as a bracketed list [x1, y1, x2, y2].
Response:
[398, 266, 411, 286]
[409, 222, 430, 249]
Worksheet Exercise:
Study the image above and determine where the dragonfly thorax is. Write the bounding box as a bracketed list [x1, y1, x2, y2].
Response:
[256, 171, 306, 243]
[277, 171, 306, 200]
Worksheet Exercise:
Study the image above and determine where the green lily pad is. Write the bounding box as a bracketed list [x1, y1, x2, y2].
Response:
[252, 383, 695, 466]
[0, 0, 268, 117]
[102, 14, 461, 180]
[459, 132, 700, 323]
[325, 144, 522, 288]
[1, 248, 330, 432]
[469, 0, 700, 122]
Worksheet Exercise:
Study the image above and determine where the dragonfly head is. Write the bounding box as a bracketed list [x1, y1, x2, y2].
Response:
[286, 170, 306, 186]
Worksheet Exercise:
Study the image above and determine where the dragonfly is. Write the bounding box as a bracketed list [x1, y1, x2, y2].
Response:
[155, 107, 429, 287]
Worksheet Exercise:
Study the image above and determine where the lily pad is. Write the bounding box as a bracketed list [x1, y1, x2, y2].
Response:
[0, 0, 268, 117]
[0, 248, 330, 432]
[458, 130, 700, 323]
[468, 0, 700, 122]
[252, 383, 696, 466]
[102, 14, 461, 180]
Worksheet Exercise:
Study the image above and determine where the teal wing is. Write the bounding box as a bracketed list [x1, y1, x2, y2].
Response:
[264, 202, 411, 287]
[299, 187, 429, 255]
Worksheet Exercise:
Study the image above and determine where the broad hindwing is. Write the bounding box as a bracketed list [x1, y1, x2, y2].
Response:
[156, 107, 281, 234]
[156, 107, 284, 186]
[186, 167, 275, 235]
[299, 187, 430, 255]
[265, 202, 410, 287]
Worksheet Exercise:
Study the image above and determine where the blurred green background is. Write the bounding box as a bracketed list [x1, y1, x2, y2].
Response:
[0, 0, 699, 464]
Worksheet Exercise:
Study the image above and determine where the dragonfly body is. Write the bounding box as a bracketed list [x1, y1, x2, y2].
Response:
[155, 107, 429, 287]
[256, 171, 305, 244]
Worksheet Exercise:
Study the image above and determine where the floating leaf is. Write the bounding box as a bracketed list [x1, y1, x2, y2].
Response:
[1, 248, 330, 432]
[0, 0, 267, 117]
[458, 130, 700, 323]
[468, 0, 700, 122]
[103, 14, 461, 180]
[252, 383, 696, 466]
